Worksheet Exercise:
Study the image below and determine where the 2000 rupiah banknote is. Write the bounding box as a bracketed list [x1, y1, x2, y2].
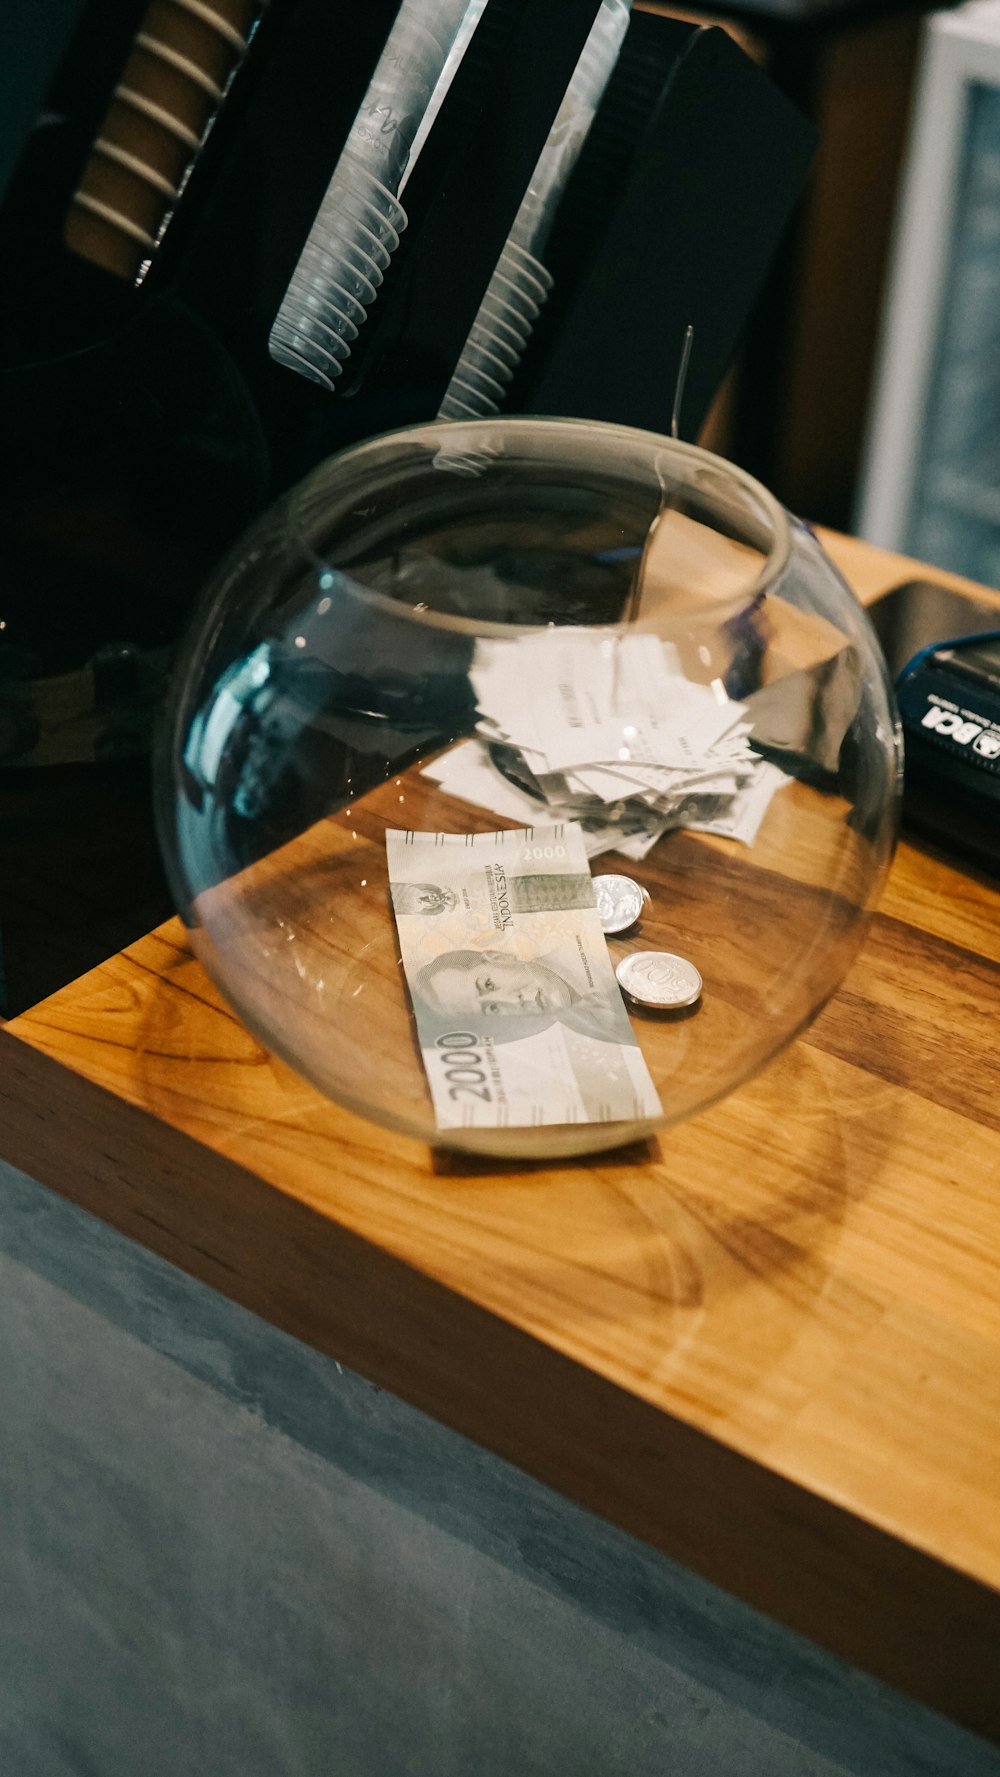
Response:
[387, 824, 661, 1131]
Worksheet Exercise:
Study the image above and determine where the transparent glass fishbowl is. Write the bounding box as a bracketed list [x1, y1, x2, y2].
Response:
[157, 417, 901, 1159]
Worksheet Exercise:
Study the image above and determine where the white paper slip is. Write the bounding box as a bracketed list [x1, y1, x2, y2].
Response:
[422, 741, 547, 826]
[471, 628, 748, 769]
[421, 742, 665, 860]
[683, 759, 789, 845]
[387, 824, 662, 1130]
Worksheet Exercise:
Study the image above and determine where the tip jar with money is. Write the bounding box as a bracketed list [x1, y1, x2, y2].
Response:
[156, 417, 901, 1159]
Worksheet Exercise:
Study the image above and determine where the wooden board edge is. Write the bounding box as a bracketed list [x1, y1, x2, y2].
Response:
[1, 1024, 998, 1739]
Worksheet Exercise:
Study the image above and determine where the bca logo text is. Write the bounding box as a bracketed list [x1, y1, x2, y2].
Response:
[922, 705, 1000, 756]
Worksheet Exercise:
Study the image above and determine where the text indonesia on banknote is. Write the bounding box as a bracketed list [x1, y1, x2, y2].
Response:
[388, 824, 662, 1132]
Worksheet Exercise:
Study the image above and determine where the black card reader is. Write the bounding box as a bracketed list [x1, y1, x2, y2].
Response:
[870, 581, 1000, 870]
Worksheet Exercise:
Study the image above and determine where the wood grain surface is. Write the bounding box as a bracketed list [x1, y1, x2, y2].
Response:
[3, 533, 1000, 1738]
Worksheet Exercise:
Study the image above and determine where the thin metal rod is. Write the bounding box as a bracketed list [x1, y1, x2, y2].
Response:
[671, 322, 694, 440]
[623, 323, 696, 628]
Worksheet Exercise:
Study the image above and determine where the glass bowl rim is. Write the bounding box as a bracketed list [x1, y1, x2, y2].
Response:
[287, 414, 793, 641]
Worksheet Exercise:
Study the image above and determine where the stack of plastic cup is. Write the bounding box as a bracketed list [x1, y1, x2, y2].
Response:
[515, 0, 631, 256]
[439, 240, 554, 419]
[439, 0, 630, 423]
[270, 156, 407, 390]
[271, 0, 480, 389]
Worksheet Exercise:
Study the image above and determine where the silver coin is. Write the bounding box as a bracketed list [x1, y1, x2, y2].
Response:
[593, 873, 648, 935]
[616, 950, 702, 1009]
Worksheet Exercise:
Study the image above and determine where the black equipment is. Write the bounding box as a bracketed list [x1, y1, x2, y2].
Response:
[0, 0, 815, 1012]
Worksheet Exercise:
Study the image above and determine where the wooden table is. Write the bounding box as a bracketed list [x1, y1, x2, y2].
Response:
[2, 532, 999, 1741]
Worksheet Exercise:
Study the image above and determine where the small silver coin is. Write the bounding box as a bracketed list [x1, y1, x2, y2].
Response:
[616, 950, 702, 1009]
[593, 873, 648, 935]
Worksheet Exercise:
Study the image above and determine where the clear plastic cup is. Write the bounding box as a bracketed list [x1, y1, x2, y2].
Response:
[289, 311, 359, 353]
[438, 2, 628, 422]
[319, 237, 386, 295]
[305, 188, 398, 276]
[448, 369, 506, 409]
[295, 276, 367, 333]
[436, 393, 484, 420]
[460, 339, 516, 385]
[325, 161, 406, 246]
[477, 300, 534, 352]
[346, 6, 452, 194]
[514, 0, 630, 260]
[499, 242, 554, 304]
[270, 163, 406, 383]
[269, 337, 342, 391]
[270, 0, 482, 388]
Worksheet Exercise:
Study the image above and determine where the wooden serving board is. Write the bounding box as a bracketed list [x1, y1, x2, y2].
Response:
[2, 531, 999, 1739]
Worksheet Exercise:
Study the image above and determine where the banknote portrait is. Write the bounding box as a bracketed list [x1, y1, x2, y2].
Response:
[413, 947, 576, 1017]
[411, 945, 626, 1043]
